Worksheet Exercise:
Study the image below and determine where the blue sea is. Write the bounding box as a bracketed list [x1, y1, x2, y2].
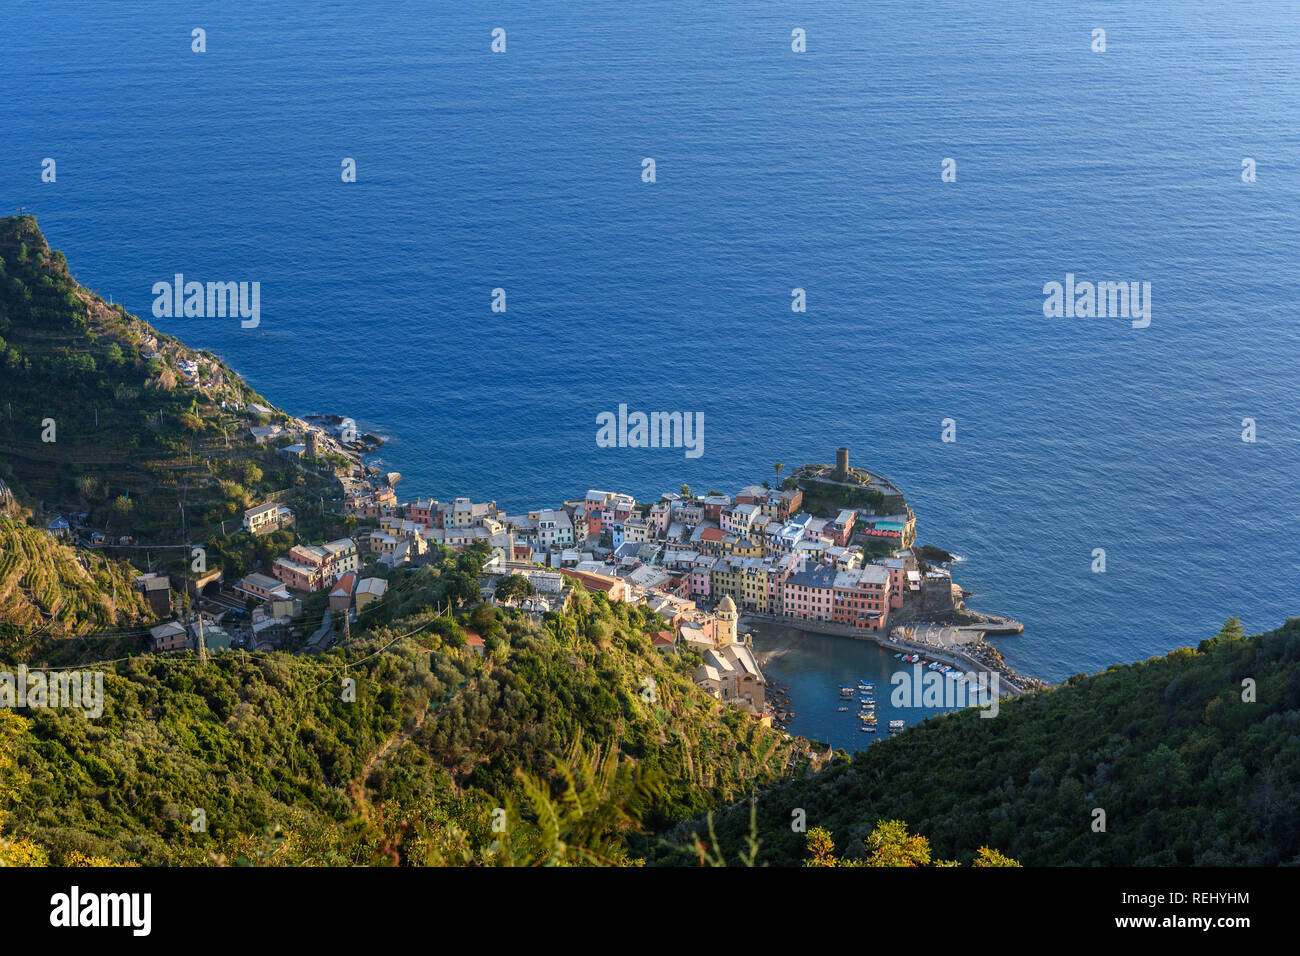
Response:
[5, 2, 1299, 719]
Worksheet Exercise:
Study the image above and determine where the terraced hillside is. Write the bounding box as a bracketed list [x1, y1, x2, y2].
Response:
[0, 214, 336, 546]
[0, 514, 151, 657]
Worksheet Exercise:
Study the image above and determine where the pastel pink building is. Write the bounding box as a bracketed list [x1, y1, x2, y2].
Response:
[689, 558, 715, 600]
[782, 565, 837, 623]
[648, 501, 671, 535]
[827, 509, 857, 547]
[882, 558, 906, 609]
[273, 557, 324, 592]
[831, 566, 891, 632]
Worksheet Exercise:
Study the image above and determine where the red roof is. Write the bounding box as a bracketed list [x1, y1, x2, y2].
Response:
[464, 630, 485, 647]
[699, 527, 726, 542]
[650, 630, 674, 646]
[331, 573, 356, 596]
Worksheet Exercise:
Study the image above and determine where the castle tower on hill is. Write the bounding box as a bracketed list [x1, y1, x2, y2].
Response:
[717, 594, 738, 646]
[835, 446, 850, 479]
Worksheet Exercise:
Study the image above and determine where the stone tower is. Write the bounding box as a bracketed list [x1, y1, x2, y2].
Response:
[835, 446, 850, 479]
[717, 594, 738, 646]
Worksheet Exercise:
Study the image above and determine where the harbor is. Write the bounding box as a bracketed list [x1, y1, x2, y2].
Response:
[743, 610, 1044, 702]
[749, 621, 990, 751]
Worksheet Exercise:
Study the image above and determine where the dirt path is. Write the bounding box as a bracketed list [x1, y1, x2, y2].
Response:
[361, 707, 430, 783]
[359, 676, 479, 788]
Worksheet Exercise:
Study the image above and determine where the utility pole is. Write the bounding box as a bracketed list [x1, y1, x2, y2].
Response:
[178, 492, 206, 663]
[196, 610, 208, 664]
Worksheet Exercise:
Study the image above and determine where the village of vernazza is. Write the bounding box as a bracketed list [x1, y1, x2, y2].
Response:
[0, 1, 1291, 941]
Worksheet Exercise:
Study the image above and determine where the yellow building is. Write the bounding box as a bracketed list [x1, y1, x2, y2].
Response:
[354, 576, 388, 611]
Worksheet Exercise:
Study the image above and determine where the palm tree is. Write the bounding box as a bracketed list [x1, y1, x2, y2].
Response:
[774, 462, 784, 480]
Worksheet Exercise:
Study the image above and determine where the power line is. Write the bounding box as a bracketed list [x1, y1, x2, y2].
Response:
[16, 604, 443, 676]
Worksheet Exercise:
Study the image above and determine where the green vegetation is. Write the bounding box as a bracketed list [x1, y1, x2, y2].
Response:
[797, 480, 885, 517]
[494, 573, 535, 604]
[803, 820, 1019, 867]
[0, 515, 151, 658]
[1, 587, 805, 865]
[674, 617, 1300, 866]
[0, 215, 333, 547]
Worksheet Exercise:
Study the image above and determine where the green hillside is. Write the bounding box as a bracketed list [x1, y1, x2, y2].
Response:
[0, 214, 336, 547]
[665, 617, 1300, 866]
[0, 514, 152, 658]
[1, 586, 807, 866]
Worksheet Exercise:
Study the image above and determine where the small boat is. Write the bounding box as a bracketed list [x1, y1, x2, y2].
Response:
[837, 706, 848, 712]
